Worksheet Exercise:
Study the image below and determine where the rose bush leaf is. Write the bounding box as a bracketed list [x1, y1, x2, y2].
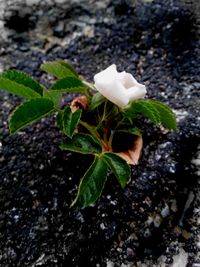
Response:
[125, 100, 176, 130]
[43, 90, 62, 106]
[0, 70, 44, 96]
[60, 133, 102, 154]
[115, 127, 142, 136]
[0, 78, 41, 99]
[49, 91, 62, 106]
[125, 100, 160, 124]
[148, 100, 177, 130]
[50, 77, 87, 94]
[0, 71, 44, 98]
[9, 98, 54, 134]
[103, 152, 131, 188]
[90, 92, 106, 110]
[71, 156, 108, 208]
[58, 60, 79, 77]
[63, 106, 82, 138]
[41, 60, 78, 79]
[56, 111, 64, 131]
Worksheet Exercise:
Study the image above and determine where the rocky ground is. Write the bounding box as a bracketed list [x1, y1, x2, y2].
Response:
[0, 0, 200, 266]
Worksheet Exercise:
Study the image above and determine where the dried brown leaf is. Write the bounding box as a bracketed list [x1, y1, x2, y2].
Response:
[114, 136, 143, 165]
[71, 95, 88, 112]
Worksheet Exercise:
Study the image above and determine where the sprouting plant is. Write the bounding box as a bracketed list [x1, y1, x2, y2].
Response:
[0, 60, 176, 208]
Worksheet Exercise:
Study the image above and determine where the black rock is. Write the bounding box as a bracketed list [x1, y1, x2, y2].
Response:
[4, 8, 37, 33]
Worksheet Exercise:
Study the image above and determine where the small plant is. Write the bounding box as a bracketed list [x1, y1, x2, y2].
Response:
[0, 61, 176, 208]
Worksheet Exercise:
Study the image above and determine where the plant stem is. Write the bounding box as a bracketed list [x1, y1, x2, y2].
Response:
[79, 120, 99, 137]
[83, 80, 96, 91]
[79, 120, 108, 149]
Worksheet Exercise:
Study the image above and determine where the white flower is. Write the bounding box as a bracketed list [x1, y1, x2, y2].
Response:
[94, 64, 146, 108]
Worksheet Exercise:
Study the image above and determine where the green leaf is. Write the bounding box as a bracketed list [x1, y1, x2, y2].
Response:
[50, 91, 62, 106]
[41, 60, 78, 79]
[0, 78, 41, 98]
[115, 127, 142, 136]
[1, 70, 43, 96]
[125, 100, 176, 130]
[125, 100, 160, 124]
[60, 133, 102, 154]
[58, 60, 79, 77]
[50, 77, 87, 94]
[90, 92, 106, 110]
[71, 156, 108, 208]
[56, 111, 64, 131]
[148, 100, 177, 130]
[103, 152, 131, 188]
[43, 89, 62, 106]
[63, 106, 82, 138]
[9, 98, 54, 134]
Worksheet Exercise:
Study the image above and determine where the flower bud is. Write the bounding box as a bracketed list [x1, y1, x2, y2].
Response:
[94, 64, 146, 108]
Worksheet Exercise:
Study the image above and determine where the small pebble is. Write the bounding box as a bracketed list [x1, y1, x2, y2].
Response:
[107, 260, 115, 267]
[154, 215, 162, 228]
[161, 204, 170, 218]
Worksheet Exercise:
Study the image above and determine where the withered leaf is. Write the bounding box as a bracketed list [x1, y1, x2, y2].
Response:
[114, 136, 143, 165]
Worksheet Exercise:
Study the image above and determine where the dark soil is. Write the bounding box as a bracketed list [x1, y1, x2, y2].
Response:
[0, 0, 200, 266]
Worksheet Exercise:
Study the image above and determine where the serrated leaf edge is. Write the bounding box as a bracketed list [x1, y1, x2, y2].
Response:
[59, 133, 102, 155]
[103, 152, 131, 188]
[9, 98, 54, 134]
[63, 107, 82, 138]
[1, 70, 44, 96]
[0, 77, 41, 98]
[41, 61, 78, 79]
[148, 99, 177, 130]
[71, 155, 108, 208]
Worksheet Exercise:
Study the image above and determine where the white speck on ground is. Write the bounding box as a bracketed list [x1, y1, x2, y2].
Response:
[106, 260, 115, 267]
[172, 248, 188, 267]
[173, 109, 189, 122]
[161, 204, 170, 218]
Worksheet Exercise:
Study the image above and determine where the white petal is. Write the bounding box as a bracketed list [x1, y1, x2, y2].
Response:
[94, 64, 117, 85]
[117, 71, 126, 83]
[118, 72, 142, 89]
[94, 65, 129, 107]
[125, 84, 147, 101]
[94, 78, 129, 107]
[93, 64, 146, 108]
[118, 71, 147, 102]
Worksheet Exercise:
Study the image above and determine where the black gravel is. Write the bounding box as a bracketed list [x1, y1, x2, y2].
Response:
[0, 0, 200, 266]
